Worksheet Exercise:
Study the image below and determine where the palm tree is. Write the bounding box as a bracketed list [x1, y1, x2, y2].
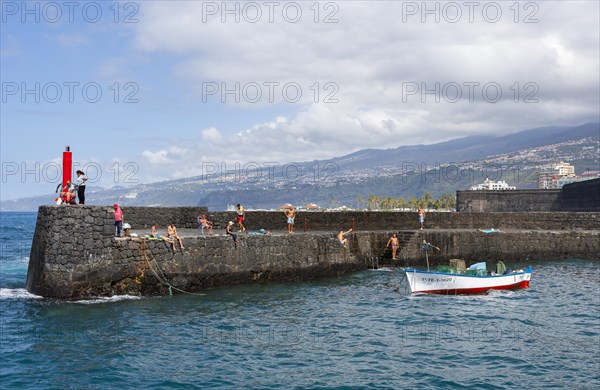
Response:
[422, 192, 433, 209]
[439, 193, 456, 210]
[367, 195, 381, 210]
[408, 197, 419, 210]
[397, 197, 406, 210]
[356, 195, 364, 210]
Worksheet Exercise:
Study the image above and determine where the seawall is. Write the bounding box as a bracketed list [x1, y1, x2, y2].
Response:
[456, 178, 600, 212]
[118, 208, 600, 232]
[26, 206, 600, 299]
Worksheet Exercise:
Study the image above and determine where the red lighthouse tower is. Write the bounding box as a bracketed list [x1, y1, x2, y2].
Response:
[62, 146, 72, 188]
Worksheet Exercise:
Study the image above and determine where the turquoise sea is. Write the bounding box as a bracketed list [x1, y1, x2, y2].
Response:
[1, 212, 599, 389]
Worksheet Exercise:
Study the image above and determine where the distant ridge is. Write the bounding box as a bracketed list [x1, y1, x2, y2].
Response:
[329, 123, 598, 170]
[2, 123, 598, 212]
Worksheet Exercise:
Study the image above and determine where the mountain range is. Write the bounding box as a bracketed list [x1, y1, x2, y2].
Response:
[2, 123, 598, 212]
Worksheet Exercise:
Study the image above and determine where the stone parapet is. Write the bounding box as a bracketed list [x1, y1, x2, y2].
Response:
[204, 210, 599, 231]
[456, 178, 600, 212]
[120, 206, 208, 229]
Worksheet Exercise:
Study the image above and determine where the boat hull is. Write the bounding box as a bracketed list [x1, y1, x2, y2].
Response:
[404, 267, 532, 295]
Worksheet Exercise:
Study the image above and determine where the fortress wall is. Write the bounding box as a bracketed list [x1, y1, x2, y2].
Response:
[456, 178, 600, 212]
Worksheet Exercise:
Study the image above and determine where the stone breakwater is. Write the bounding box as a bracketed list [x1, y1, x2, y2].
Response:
[456, 178, 600, 212]
[26, 206, 600, 299]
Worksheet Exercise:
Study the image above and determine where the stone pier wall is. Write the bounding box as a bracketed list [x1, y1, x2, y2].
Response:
[26, 206, 371, 299]
[117, 208, 599, 232]
[456, 189, 562, 212]
[456, 178, 600, 212]
[561, 178, 600, 211]
[120, 206, 208, 229]
[398, 230, 600, 266]
[27, 206, 600, 299]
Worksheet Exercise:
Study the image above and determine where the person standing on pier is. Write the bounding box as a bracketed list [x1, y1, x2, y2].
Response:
[418, 207, 426, 230]
[236, 204, 246, 232]
[386, 233, 399, 260]
[75, 170, 88, 205]
[285, 207, 296, 234]
[114, 204, 123, 237]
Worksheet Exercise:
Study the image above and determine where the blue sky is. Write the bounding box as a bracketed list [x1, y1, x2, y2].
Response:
[1, 0, 599, 200]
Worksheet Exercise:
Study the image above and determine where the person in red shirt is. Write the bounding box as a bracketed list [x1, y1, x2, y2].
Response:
[114, 204, 123, 237]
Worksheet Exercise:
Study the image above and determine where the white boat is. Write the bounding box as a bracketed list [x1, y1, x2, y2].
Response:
[404, 262, 532, 295]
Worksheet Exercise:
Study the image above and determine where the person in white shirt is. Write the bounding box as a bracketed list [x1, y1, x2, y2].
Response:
[75, 170, 88, 205]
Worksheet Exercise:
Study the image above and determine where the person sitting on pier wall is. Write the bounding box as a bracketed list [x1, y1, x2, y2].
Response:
[60, 181, 76, 204]
[199, 214, 213, 236]
[226, 221, 238, 247]
[123, 223, 132, 237]
[337, 228, 353, 248]
[151, 224, 176, 250]
[167, 224, 185, 250]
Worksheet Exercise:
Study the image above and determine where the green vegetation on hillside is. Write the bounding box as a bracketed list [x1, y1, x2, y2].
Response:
[356, 192, 456, 211]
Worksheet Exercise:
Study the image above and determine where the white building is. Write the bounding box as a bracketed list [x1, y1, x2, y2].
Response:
[470, 178, 516, 190]
[537, 162, 576, 189]
[556, 162, 575, 176]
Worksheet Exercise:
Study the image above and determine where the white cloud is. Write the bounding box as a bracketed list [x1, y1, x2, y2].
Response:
[167, 146, 187, 156]
[142, 149, 170, 164]
[124, 1, 599, 178]
[201, 127, 223, 142]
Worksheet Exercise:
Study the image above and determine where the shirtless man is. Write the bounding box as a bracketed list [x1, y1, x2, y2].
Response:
[386, 233, 399, 260]
[337, 228, 353, 248]
[285, 207, 296, 234]
[418, 207, 426, 230]
[151, 224, 176, 250]
[167, 223, 185, 250]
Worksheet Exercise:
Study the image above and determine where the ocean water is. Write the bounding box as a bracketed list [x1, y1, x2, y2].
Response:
[1, 212, 599, 389]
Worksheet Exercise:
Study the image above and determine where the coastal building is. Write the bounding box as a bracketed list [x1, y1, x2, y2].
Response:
[537, 162, 575, 189]
[556, 171, 600, 188]
[301, 203, 321, 211]
[469, 178, 516, 190]
[276, 203, 294, 210]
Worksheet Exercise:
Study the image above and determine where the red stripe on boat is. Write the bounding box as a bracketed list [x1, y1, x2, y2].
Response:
[416, 280, 530, 295]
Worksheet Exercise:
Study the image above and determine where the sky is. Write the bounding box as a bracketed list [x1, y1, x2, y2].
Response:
[1, 0, 599, 201]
